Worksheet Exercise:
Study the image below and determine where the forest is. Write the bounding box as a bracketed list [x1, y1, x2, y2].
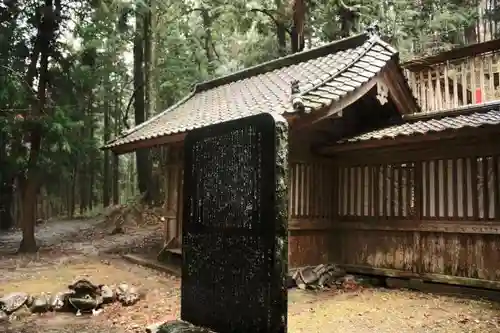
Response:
[0, 0, 495, 252]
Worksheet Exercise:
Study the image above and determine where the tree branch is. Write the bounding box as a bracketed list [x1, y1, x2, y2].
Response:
[249, 8, 292, 34]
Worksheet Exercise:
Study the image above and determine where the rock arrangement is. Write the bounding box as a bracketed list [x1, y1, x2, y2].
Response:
[288, 264, 381, 291]
[0, 278, 144, 321]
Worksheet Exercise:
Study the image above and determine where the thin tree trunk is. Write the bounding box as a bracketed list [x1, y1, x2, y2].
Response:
[0, 178, 14, 231]
[272, 0, 288, 56]
[290, 0, 305, 53]
[200, 8, 216, 74]
[134, 6, 151, 202]
[144, 0, 156, 119]
[103, 87, 111, 207]
[89, 105, 95, 211]
[112, 95, 121, 205]
[69, 166, 76, 218]
[112, 153, 119, 205]
[129, 155, 135, 199]
[0, 127, 14, 230]
[79, 166, 87, 215]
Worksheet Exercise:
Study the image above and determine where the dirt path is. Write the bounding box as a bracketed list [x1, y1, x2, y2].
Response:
[1, 219, 500, 333]
[0, 219, 103, 253]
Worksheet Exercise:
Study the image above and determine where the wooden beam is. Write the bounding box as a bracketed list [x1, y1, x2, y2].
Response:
[109, 132, 187, 155]
[341, 264, 500, 291]
[328, 140, 500, 166]
[289, 218, 500, 234]
[404, 100, 500, 122]
[122, 254, 181, 276]
[293, 64, 419, 135]
[314, 77, 378, 124]
[108, 114, 296, 155]
[318, 126, 500, 154]
[290, 104, 342, 132]
[382, 62, 421, 115]
[402, 38, 500, 71]
[291, 77, 379, 132]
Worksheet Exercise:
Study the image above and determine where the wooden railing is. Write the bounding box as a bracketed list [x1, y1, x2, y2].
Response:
[288, 161, 335, 220]
[404, 52, 500, 113]
[336, 155, 500, 221]
[330, 151, 500, 283]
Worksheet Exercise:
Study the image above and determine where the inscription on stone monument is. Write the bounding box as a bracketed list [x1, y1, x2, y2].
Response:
[181, 113, 288, 333]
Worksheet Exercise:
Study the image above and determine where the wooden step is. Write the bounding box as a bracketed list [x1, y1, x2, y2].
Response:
[167, 248, 182, 256]
[157, 247, 182, 267]
[122, 254, 181, 276]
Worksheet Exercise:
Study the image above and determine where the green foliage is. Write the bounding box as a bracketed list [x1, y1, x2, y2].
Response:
[0, 0, 491, 220]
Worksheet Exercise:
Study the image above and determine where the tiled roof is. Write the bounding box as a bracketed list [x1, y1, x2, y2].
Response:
[105, 31, 399, 150]
[342, 109, 500, 143]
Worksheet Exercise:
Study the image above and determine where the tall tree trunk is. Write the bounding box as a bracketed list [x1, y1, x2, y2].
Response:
[0, 178, 14, 231]
[128, 155, 135, 199]
[69, 165, 76, 218]
[276, 22, 288, 56]
[144, 0, 156, 120]
[0, 13, 17, 231]
[112, 96, 121, 205]
[0, 128, 14, 230]
[200, 8, 216, 75]
[134, 6, 151, 202]
[79, 165, 87, 215]
[19, 0, 59, 252]
[89, 102, 95, 210]
[79, 98, 92, 215]
[290, 0, 305, 53]
[145, 0, 159, 203]
[465, 0, 479, 43]
[103, 87, 111, 207]
[272, 0, 287, 56]
[112, 154, 119, 205]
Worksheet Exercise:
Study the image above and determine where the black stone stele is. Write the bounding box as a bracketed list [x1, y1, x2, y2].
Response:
[181, 113, 289, 333]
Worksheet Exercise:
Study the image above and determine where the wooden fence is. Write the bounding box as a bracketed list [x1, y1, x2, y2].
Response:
[158, 129, 500, 288]
[288, 161, 336, 220]
[286, 132, 500, 288]
[330, 144, 500, 286]
[337, 156, 500, 221]
[405, 52, 500, 113]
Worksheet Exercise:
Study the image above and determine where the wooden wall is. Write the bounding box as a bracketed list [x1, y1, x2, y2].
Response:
[161, 144, 184, 249]
[289, 134, 500, 288]
[334, 154, 500, 281]
[159, 129, 500, 288]
[288, 160, 336, 267]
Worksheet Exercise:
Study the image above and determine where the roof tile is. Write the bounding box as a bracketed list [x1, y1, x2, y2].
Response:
[342, 110, 500, 143]
[106, 33, 400, 150]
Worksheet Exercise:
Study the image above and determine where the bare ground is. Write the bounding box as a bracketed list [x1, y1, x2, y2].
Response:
[1, 219, 500, 333]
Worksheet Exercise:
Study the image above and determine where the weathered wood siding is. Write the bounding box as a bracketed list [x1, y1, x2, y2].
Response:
[161, 144, 184, 248]
[289, 137, 500, 287]
[333, 152, 500, 278]
[288, 160, 336, 267]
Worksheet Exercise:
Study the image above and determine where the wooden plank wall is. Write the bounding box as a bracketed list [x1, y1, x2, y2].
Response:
[405, 52, 500, 113]
[161, 144, 184, 248]
[288, 160, 337, 267]
[330, 149, 500, 284]
[289, 161, 336, 220]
